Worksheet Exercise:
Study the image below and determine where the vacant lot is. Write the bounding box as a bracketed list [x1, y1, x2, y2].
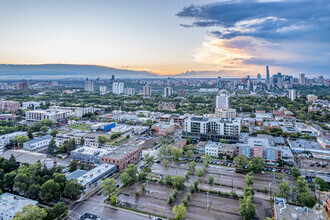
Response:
[67, 123, 91, 131]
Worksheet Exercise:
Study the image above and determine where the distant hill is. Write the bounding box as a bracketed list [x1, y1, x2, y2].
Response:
[0, 64, 159, 79]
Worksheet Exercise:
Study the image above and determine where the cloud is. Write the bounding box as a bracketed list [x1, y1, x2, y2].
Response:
[177, 0, 330, 40]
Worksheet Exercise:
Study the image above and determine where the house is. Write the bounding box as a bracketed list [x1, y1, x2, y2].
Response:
[23, 135, 52, 151]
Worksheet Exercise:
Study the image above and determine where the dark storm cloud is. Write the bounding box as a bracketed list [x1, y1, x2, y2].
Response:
[176, 0, 330, 40]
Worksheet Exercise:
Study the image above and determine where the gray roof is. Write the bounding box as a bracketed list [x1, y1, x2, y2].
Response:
[24, 135, 52, 145]
[66, 169, 88, 181]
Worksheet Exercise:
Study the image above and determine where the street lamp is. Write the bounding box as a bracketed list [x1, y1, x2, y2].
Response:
[269, 182, 272, 200]
[207, 191, 209, 209]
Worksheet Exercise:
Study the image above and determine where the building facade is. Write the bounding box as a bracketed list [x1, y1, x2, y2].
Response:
[142, 85, 151, 96]
[23, 135, 52, 151]
[112, 82, 124, 94]
[215, 108, 236, 119]
[0, 101, 20, 112]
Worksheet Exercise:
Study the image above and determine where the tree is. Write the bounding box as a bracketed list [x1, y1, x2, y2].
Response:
[195, 168, 205, 178]
[119, 172, 131, 186]
[138, 170, 147, 182]
[247, 157, 265, 172]
[14, 135, 29, 147]
[239, 196, 256, 220]
[202, 154, 211, 166]
[41, 126, 49, 133]
[27, 184, 40, 199]
[15, 204, 47, 220]
[173, 203, 188, 220]
[220, 139, 229, 144]
[64, 179, 83, 199]
[41, 180, 60, 202]
[172, 175, 186, 190]
[209, 175, 214, 184]
[185, 150, 194, 160]
[172, 148, 183, 161]
[299, 192, 316, 208]
[234, 155, 248, 168]
[27, 129, 34, 139]
[245, 173, 254, 187]
[279, 181, 290, 198]
[110, 194, 118, 205]
[315, 177, 329, 191]
[98, 136, 108, 145]
[291, 168, 301, 178]
[80, 136, 85, 146]
[101, 178, 118, 197]
[143, 152, 155, 167]
[47, 137, 57, 155]
[47, 202, 68, 220]
[8, 154, 18, 171]
[53, 173, 67, 191]
[69, 161, 77, 172]
[49, 129, 59, 137]
[3, 171, 16, 190]
[42, 119, 54, 127]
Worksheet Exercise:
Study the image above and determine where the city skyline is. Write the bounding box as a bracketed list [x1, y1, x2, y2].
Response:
[0, 0, 329, 78]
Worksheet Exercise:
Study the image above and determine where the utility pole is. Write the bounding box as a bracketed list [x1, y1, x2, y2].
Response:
[207, 191, 209, 209]
[146, 180, 149, 196]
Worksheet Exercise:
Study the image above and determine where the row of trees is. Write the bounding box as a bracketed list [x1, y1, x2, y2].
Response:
[234, 155, 265, 173]
[239, 172, 256, 220]
[15, 202, 68, 220]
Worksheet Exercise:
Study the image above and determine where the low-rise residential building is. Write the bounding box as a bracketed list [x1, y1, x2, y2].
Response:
[71, 147, 108, 165]
[0, 131, 28, 154]
[159, 114, 187, 127]
[0, 193, 38, 220]
[183, 116, 241, 143]
[21, 101, 43, 110]
[151, 123, 175, 136]
[195, 141, 207, 155]
[218, 143, 236, 158]
[74, 107, 95, 118]
[23, 135, 52, 151]
[205, 141, 220, 157]
[215, 108, 236, 119]
[172, 139, 187, 148]
[26, 109, 70, 123]
[0, 100, 20, 112]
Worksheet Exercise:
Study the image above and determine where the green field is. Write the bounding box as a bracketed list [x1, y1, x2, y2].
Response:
[68, 123, 91, 131]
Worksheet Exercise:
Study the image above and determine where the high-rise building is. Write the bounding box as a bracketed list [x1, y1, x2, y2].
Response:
[164, 87, 173, 98]
[288, 89, 296, 101]
[99, 86, 107, 95]
[112, 82, 124, 94]
[217, 76, 222, 88]
[257, 73, 261, 83]
[277, 76, 283, 88]
[299, 73, 306, 85]
[19, 79, 28, 91]
[84, 78, 94, 92]
[215, 90, 230, 109]
[317, 76, 324, 86]
[124, 88, 135, 96]
[266, 66, 270, 81]
[111, 75, 115, 81]
[178, 89, 187, 97]
[142, 85, 151, 97]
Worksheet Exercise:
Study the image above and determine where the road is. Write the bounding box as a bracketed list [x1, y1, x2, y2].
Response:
[66, 191, 148, 220]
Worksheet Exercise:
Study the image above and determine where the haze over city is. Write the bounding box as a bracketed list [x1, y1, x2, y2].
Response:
[1, 0, 329, 78]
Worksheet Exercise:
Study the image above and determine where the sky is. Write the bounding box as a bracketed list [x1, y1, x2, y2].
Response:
[0, 0, 329, 78]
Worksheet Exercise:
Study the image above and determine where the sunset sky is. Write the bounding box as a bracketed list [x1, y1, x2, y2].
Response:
[0, 0, 329, 78]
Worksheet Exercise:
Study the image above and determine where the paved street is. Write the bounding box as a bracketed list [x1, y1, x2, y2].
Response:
[66, 191, 149, 220]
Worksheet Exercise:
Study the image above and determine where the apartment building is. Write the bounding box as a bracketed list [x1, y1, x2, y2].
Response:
[0, 101, 20, 112]
[25, 109, 70, 122]
[0, 131, 28, 154]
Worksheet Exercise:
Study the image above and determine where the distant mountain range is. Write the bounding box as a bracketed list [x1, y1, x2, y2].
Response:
[0, 64, 159, 79]
[0, 64, 231, 79]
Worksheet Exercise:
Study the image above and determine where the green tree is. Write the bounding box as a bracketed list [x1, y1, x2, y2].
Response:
[185, 150, 194, 160]
[27, 184, 40, 199]
[98, 135, 108, 145]
[143, 152, 155, 167]
[220, 139, 229, 144]
[299, 192, 316, 208]
[41, 126, 49, 133]
[80, 136, 85, 146]
[202, 154, 211, 166]
[15, 204, 47, 220]
[279, 181, 290, 199]
[64, 179, 83, 199]
[291, 168, 301, 178]
[245, 173, 254, 187]
[315, 177, 329, 192]
[69, 161, 77, 172]
[239, 196, 256, 220]
[47, 137, 57, 155]
[209, 175, 214, 184]
[47, 202, 68, 220]
[101, 178, 118, 198]
[27, 129, 34, 139]
[41, 179, 60, 202]
[173, 203, 188, 220]
[42, 119, 54, 127]
[110, 194, 118, 205]
[172, 175, 186, 190]
[247, 157, 265, 172]
[53, 173, 67, 191]
[234, 155, 248, 168]
[14, 135, 29, 147]
[119, 172, 131, 186]
[138, 170, 147, 182]
[3, 171, 16, 190]
[49, 129, 59, 137]
[195, 168, 205, 178]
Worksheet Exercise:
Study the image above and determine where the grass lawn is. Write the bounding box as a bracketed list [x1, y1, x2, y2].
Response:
[68, 123, 91, 131]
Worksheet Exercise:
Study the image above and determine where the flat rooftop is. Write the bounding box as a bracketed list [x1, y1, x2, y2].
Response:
[1, 150, 46, 164]
[289, 139, 324, 150]
[0, 193, 38, 218]
[75, 163, 116, 187]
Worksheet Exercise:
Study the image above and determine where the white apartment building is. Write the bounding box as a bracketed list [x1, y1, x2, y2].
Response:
[164, 87, 173, 98]
[215, 108, 236, 119]
[21, 101, 43, 110]
[99, 86, 107, 95]
[112, 82, 124, 94]
[84, 78, 94, 92]
[0, 131, 28, 154]
[23, 135, 52, 151]
[288, 89, 296, 101]
[124, 88, 135, 96]
[205, 141, 220, 157]
[215, 90, 230, 109]
[142, 85, 151, 96]
[74, 107, 95, 118]
[25, 109, 70, 122]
